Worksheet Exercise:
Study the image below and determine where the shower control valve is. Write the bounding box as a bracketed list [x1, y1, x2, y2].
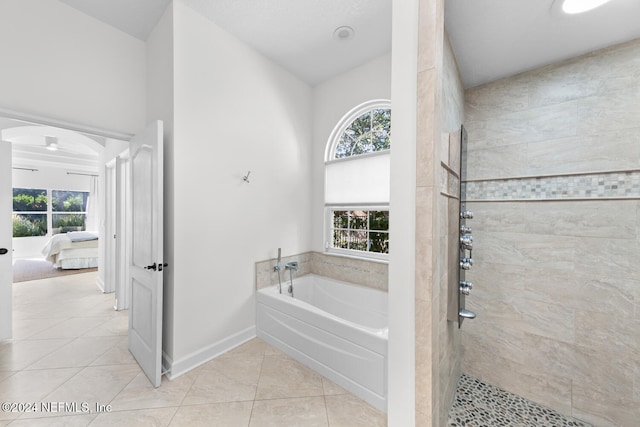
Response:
[460, 234, 473, 250]
[460, 257, 473, 270]
[460, 210, 474, 220]
[460, 225, 472, 234]
[459, 281, 473, 295]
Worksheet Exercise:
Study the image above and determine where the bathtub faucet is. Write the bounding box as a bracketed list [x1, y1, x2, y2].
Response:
[274, 248, 282, 294]
[285, 261, 298, 271]
[285, 261, 298, 297]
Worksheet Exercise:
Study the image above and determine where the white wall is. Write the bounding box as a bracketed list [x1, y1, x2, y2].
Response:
[167, 1, 313, 369]
[11, 166, 92, 258]
[388, 0, 419, 424]
[0, 0, 146, 135]
[146, 3, 176, 364]
[12, 166, 91, 193]
[1, 0, 144, 283]
[310, 53, 392, 251]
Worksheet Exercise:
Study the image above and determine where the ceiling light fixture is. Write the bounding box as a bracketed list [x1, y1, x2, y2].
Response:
[333, 26, 354, 41]
[562, 0, 612, 14]
[45, 136, 59, 151]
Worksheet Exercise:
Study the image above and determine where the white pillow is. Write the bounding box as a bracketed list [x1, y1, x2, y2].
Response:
[68, 231, 99, 242]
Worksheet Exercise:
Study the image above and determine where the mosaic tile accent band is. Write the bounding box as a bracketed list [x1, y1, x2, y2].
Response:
[447, 373, 592, 427]
[463, 170, 640, 201]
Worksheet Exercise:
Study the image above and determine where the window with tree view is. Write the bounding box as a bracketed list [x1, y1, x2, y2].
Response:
[325, 100, 391, 258]
[12, 188, 48, 237]
[331, 209, 389, 254]
[334, 108, 390, 159]
[12, 188, 90, 238]
[52, 190, 88, 235]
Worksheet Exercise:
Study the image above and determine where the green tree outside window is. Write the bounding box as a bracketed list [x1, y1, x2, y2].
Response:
[12, 188, 48, 237]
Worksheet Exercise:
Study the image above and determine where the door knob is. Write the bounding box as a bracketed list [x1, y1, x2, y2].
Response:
[145, 262, 168, 272]
[0, 248, 7, 255]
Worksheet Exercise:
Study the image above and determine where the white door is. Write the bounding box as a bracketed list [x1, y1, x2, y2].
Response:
[104, 160, 116, 294]
[128, 121, 164, 387]
[0, 141, 12, 341]
[115, 154, 131, 311]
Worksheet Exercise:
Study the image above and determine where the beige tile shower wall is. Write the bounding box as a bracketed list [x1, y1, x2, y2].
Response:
[434, 32, 464, 427]
[255, 252, 388, 291]
[414, 0, 441, 423]
[462, 38, 640, 427]
[414, 0, 465, 421]
[464, 39, 640, 181]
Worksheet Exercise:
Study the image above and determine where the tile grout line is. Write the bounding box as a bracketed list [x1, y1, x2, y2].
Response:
[9, 275, 385, 425]
[169, 358, 201, 423]
[321, 379, 331, 427]
[247, 349, 266, 426]
[5, 274, 126, 424]
[10, 344, 82, 421]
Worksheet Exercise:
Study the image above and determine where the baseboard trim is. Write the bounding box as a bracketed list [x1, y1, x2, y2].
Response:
[96, 277, 105, 293]
[162, 350, 173, 376]
[164, 326, 256, 380]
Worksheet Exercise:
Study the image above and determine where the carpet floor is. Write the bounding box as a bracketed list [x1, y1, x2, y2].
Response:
[12, 259, 98, 283]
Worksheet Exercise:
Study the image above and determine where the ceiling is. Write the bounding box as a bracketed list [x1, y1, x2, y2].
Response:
[12, 0, 640, 169]
[445, 0, 640, 87]
[48, 0, 640, 88]
[180, 0, 392, 86]
[2, 118, 101, 171]
[59, 0, 391, 86]
[59, 0, 172, 41]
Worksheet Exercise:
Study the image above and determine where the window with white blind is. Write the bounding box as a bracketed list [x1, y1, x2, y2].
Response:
[324, 100, 391, 258]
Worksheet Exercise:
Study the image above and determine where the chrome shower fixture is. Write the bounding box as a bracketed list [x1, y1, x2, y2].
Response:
[274, 248, 282, 293]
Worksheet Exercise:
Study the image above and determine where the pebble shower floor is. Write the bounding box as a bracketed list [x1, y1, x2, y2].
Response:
[447, 374, 592, 427]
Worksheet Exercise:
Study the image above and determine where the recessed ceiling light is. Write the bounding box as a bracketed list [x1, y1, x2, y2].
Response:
[333, 26, 355, 41]
[45, 136, 58, 151]
[562, 0, 612, 14]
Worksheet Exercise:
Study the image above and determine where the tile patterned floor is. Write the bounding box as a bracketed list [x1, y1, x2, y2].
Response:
[447, 373, 592, 427]
[0, 272, 386, 426]
[2, 271, 601, 426]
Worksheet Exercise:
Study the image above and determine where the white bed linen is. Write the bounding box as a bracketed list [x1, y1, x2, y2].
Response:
[58, 257, 98, 269]
[41, 233, 99, 269]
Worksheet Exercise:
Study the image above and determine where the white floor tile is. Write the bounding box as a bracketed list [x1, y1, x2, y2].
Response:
[5, 273, 386, 425]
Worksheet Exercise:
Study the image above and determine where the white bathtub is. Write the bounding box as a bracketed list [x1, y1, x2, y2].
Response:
[256, 274, 388, 412]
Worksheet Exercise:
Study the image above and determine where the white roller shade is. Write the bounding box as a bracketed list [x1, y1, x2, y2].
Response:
[325, 152, 390, 204]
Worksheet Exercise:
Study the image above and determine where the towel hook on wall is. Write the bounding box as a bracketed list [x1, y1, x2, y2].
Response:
[242, 171, 251, 183]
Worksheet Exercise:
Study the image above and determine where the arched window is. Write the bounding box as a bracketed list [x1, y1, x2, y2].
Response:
[326, 100, 391, 160]
[324, 100, 391, 258]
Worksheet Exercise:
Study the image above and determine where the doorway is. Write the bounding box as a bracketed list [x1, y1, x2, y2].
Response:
[1, 113, 165, 389]
[0, 114, 130, 340]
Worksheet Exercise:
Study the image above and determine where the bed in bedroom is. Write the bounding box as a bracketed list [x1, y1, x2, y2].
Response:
[41, 231, 99, 269]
